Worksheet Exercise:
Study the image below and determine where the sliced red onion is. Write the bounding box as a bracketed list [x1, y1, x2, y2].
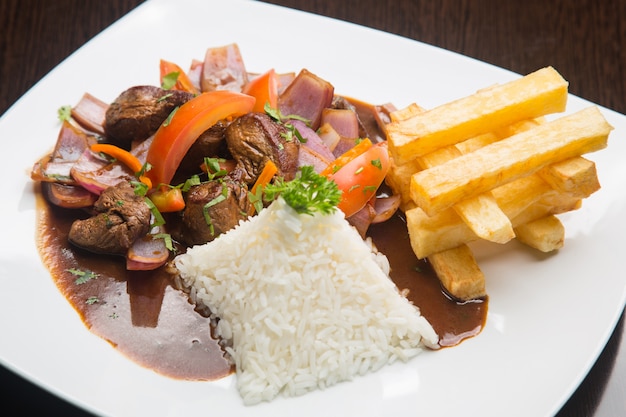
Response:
[297, 146, 332, 173]
[332, 136, 360, 158]
[278, 69, 334, 130]
[276, 72, 295, 94]
[321, 108, 359, 139]
[201, 43, 248, 92]
[70, 149, 133, 195]
[317, 123, 341, 152]
[347, 203, 377, 238]
[31, 121, 97, 183]
[371, 194, 402, 224]
[41, 182, 97, 209]
[126, 232, 170, 271]
[71, 92, 109, 135]
[187, 59, 203, 92]
[288, 119, 335, 162]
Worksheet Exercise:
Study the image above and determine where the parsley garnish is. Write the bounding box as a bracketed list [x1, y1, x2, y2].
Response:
[371, 158, 383, 170]
[57, 105, 72, 122]
[163, 107, 179, 127]
[67, 268, 98, 284]
[153, 232, 175, 252]
[263, 166, 341, 216]
[161, 71, 180, 90]
[203, 184, 228, 235]
[264, 103, 309, 143]
[203, 157, 228, 181]
[86, 296, 99, 305]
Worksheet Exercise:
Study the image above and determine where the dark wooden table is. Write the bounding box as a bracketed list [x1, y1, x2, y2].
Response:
[1, 0, 624, 415]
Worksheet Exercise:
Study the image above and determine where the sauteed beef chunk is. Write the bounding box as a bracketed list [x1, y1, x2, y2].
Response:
[104, 86, 193, 148]
[173, 178, 250, 246]
[225, 113, 299, 185]
[68, 182, 151, 255]
[178, 119, 231, 174]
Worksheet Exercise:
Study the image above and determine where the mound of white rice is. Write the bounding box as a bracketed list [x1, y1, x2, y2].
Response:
[174, 197, 438, 405]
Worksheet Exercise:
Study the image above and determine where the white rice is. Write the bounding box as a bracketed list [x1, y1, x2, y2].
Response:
[174, 197, 438, 405]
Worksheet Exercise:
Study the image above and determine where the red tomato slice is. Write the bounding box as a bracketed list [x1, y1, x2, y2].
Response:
[242, 69, 278, 113]
[159, 59, 199, 95]
[149, 187, 185, 213]
[145, 91, 255, 187]
[328, 142, 390, 217]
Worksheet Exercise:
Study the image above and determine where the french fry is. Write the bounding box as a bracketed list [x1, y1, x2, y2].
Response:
[406, 154, 599, 258]
[387, 66, 568, 164]
[384, 67, 613, 300]
[453, 193, 514, 243]
[410, 106, 612, 216]
[389, 102, 426, 123]
[514, 215, 565, 252]
[415, 143, 514, 243]
[427, 245, 486, 301]
[538, 156, 600, 198]
[386, 157, 421, 210]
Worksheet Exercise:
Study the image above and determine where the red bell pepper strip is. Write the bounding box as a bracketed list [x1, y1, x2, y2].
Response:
[242, 69, 279, 113]
[327, 142, 390, 217]
[251, 159, 278, 195]
[90, 143, 152, 188]
[145, 91, 255, 187]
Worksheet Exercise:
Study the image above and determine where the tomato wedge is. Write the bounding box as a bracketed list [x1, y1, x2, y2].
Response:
[320, 138, 372, 177]
[242, 68, 278, 113]
[328, 142, 390, 217]
[145, 91, 255, 187]
[149, 187, 185, 213]
[159, 59, 199, 95]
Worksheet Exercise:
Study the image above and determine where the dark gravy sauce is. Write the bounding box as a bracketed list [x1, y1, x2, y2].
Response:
[36, 190, 487, 381]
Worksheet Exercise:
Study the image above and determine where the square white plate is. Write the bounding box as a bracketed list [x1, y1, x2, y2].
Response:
[0, 0, 624, 416]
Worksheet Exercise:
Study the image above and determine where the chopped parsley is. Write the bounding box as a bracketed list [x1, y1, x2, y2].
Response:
[163, 106, 179, 127]
[161, 71, 180, 90]
[67, 268, 98, 284]
[86, 296, 99, 305]
[203, 184, 229, 235]
[263, 165, 341, 216]
[57, 105, 72, 122]
[264, 103, 309, 143]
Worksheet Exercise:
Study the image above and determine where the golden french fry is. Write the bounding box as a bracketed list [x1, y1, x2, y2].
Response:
[538, 156, 600, 198]
[417, 140, 514, 243]
[385, 157, 421, 210]
[453, 193, 514, 244]
[387, 67, 568, 164]
[514, 215, 565, 252]
[428, 245, 486, 301]
[410, 106, 612, 216]
[406, 154, 599, 258]
[389, 102, 426, 123]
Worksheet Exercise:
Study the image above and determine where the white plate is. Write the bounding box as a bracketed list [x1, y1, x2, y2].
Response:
[1, 0, 624, 416]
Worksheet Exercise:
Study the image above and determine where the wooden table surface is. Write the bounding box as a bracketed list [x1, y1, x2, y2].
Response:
[1, 0, 624, 415]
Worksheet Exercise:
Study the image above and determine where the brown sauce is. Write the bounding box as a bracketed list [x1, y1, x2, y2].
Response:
[367, 214, 488, 347]
[36, 192, 231, 381]
[35, 188, 487, 381]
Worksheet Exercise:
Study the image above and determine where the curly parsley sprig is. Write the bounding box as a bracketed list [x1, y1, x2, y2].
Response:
[263, 166, 341, 216]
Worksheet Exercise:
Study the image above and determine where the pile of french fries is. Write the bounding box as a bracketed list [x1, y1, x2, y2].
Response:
[385, 67, 614, 300]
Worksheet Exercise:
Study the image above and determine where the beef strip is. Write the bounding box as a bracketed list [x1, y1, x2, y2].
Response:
[68, 182, 151, 255]
[225, 113, 299, 186]
[104, 86, 193, 149]
[177, 119, 231, 174]
[172, 178, 250, 246]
